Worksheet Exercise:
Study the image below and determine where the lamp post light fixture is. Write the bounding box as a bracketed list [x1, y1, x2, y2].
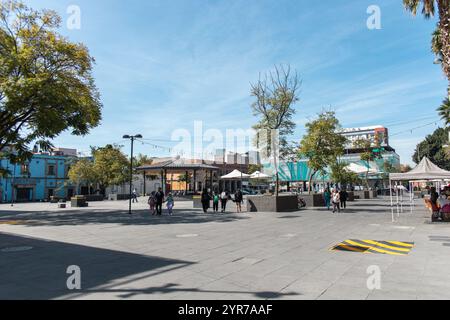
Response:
[123, 134, 143, 215]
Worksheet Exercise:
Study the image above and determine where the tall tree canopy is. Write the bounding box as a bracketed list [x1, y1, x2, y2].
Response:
[299, 111, 347, 193]
[68, 145, 129, 195]
[412, 127, 450, 170]
[353, 138, 382, 188]
[251, 64, 301, 195]
[0, 1, 102, 162]
[403, 0, 450, 124]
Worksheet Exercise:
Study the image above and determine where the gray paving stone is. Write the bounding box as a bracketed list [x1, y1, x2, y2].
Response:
[1, 197, 449, 300]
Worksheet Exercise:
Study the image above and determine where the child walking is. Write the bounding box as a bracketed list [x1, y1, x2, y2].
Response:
[166, 193, 175, 216]
[148, 191, 156, 215]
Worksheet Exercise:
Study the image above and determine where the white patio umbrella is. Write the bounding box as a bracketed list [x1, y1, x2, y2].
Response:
[220, 169, 250, 179]
[250, 171, 271, 179]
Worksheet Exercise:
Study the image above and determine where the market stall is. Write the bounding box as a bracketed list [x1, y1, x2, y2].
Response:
[389, 157, 450, 222]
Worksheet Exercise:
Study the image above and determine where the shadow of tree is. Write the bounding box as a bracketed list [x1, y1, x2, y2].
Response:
[0, 232, 194, 300]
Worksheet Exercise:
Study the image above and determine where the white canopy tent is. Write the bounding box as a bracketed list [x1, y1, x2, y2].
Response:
[346, 163, 380, 175]
[249, 171, 271, 179]
[389, 157, 450, 222]
[220, 169, 250, 180]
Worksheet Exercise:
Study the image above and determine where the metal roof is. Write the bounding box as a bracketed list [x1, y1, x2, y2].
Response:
[136, 159, 219, 171]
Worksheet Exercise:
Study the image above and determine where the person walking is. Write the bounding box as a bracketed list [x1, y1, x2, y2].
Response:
[235, 189, 243, 213]
[323, 188, 331, 210]
[155, 188, 164, 216]
[132, 188, 139, 203]
[340, 188, 348, 210]
[166, 193, 174, 216]
[430, 187, 440, 222]
[201, 189, 211, 213]
[220, 190, 229, 213]
[147, 191, 156, 215]
[212, 192, 220, 213]
[332, 189, 341, 214]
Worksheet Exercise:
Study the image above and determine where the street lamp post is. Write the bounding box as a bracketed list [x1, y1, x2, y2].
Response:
[123, 134, 143, 215]
[11, 162, 16, 207]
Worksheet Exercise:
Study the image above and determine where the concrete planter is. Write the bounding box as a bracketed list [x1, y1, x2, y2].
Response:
[355, 190, 373, 200]
[369, 191, 378, 199]
[301, 194, 325, 208]
[247, 195, 298, 212]
[347, 192, 355, 202]
[85, 195, 104, 202]
[71, 196, 88, 208]
[108, 194, 131, 201]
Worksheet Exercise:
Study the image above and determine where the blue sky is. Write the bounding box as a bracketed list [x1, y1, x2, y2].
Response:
[26, 0, 447, 164]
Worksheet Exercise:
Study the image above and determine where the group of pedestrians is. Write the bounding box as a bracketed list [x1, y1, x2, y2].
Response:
[147, 188, 172, 216]
[146, 188, 245, 216]
[324, 188, 349, 213]
[201, 189, 244, 214]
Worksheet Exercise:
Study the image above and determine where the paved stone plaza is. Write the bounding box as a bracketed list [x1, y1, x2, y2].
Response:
[1, 197, 450, 300]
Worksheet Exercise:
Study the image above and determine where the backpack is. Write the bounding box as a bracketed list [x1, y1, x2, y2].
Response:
[214, 195, 220, 203]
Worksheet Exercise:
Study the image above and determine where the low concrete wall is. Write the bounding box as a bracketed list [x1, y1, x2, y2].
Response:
[354, 191, 370, 200]
[347, 192, 355, 202]
[85, 195, 104, 202]
[369, 191, 378, 199]
[301, 194, 325, 208]
[247, 195, 298, 213]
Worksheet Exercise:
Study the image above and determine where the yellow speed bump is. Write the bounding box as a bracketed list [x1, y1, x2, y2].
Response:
[0, 220, 22, 225]
[331, 240, 414, 256]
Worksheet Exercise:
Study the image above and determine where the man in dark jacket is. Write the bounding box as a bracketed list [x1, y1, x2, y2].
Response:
[201, 189, 211, 213]
[235, 189, 243, 213]
[155, 188, 165, 216]
[340, 189, 349, 210]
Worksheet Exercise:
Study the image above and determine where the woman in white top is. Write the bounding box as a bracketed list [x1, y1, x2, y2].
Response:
[332, 189, 341, 214]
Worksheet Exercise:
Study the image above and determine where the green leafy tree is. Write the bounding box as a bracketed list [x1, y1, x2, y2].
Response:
[403, 0, 450, 123]
[330, 162, 360, 188]
[413, 127, 450, 170]
[68, 158, 95, 193]
[380, 160, 399, 187]
[353, 138, 381, 189]
[91, 145, 130, 195]
[0, 1, 102, 162]
[133, 154, 153, 172]
[438, 98, 450, 125]
[401, 164, 413, 173]
[299, 111, 347, 194]
[251, 64, 301, 196]
[68, 145, 129, 196]
[248, 164, 263, 175]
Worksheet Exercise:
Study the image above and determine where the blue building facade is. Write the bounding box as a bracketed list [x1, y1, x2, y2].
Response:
[0, 153, 77, 203]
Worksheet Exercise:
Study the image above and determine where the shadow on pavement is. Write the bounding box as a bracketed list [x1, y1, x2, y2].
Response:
[0, 232, 193, 300]
[0, 232, 301, 300]
[0, 209, 250, 228]
[82, 283, 300, 300]
[429, 236, 450, 247]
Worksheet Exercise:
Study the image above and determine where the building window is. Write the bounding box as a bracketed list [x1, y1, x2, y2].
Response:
[47, 165, 55, 176]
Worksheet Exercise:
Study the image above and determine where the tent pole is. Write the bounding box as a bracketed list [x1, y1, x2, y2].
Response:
[390, 179, 394, 222]
[396, 181, 400, 218]
[410, 181, 413, 213]
[400, 184, 404, 214]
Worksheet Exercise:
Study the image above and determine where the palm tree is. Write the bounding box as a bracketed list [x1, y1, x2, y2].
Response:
[403, 0, 450, 123]
[438, 97, 450, 125]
